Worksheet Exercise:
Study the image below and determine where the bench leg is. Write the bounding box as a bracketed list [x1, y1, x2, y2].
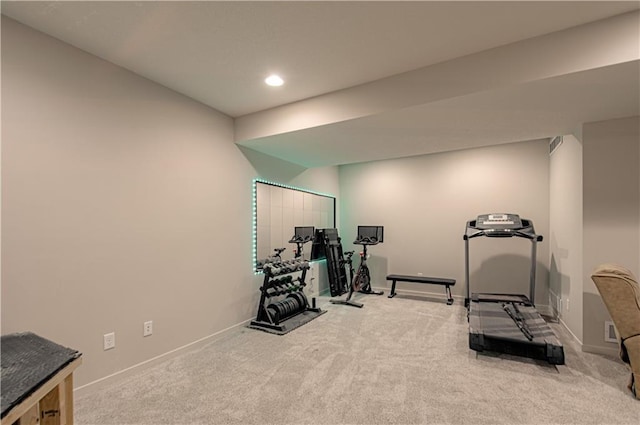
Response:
[387, 280, 397, 298]
[445, 285, 453, 305]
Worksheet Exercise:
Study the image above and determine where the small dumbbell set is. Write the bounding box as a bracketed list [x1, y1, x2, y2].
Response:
[250, 229, 326, 335]
[262, 258, 310, 277]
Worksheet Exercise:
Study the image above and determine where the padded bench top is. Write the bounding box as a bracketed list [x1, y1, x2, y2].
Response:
[386, 274, 455, 285]
[1, 332, 81, 418]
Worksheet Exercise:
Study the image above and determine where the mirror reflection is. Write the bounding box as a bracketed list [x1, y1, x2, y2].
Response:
[254, 180, 335, 271]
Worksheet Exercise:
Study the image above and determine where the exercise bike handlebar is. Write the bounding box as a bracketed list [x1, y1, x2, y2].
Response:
[288, 235, 313, 244]
[353, 236, 379, 245]
[463, 219, 542, 242]
[273, 247, 286, 255]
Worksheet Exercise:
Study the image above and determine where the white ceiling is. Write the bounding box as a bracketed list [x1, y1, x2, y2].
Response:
[2, 1, 639, 167]
[240, 61, 640, 167]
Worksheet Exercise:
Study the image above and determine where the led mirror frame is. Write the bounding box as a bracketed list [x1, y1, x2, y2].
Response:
[253, 179, 336, 273]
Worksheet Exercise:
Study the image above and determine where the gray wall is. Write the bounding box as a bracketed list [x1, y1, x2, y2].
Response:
[549, 135, 584, 340]
[338, 139, 551, 308]
[1, 17, 339, 388]
[582, 116, 640, 354]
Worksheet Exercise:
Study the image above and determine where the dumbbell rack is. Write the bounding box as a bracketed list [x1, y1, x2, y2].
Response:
[249, 259, 326, 335]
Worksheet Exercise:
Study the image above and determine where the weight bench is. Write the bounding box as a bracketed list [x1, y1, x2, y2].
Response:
[386, 274, 456, 305]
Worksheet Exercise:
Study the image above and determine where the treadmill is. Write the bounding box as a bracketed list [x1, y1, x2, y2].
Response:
[464, 213, 565, 365]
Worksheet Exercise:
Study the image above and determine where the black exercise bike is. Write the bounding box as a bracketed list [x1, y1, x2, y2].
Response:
[330, 236, 383, 308]
[352, 236, 384, 296]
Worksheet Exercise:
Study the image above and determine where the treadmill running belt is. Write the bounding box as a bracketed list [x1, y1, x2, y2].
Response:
[468, 301, 565, 364]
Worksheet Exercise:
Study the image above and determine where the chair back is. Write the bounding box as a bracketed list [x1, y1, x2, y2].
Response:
[591, 263, 640, 343]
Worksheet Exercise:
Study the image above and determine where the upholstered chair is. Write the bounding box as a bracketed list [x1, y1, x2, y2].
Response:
[591, 263, 640, 400]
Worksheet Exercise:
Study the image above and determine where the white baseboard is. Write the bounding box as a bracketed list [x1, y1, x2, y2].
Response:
[558, 317, 582, 344]
[77, 287, 336, 396]
[74, 317, 253, 398]
[581, 343, 619, 358]
[556, 318, 618, 358]
[535, 303, 553, 317]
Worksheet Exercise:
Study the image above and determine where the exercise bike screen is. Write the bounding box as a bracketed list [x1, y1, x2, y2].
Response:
[357, 226, 384, 243]
[294, 226, 315, 241]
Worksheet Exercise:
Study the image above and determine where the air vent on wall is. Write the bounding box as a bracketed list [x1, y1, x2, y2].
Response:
[549, 136, 563, 155]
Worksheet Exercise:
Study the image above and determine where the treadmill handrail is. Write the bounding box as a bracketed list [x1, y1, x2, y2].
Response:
[513, 230, 543, 241]
[463, 229, 486, 240]
[463, 216, 542, 305]
[464, 225, 542, 241]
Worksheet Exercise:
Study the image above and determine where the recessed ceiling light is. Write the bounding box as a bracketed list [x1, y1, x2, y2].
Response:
[265, 74, 284, 87]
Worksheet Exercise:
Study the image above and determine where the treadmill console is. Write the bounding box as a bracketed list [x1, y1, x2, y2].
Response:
[468, 213, 537, 238]
[463, 213, 544, 316]
[476, 213, 522, 228]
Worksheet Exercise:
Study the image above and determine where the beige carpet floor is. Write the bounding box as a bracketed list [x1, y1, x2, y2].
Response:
[75, 293, 639, 424]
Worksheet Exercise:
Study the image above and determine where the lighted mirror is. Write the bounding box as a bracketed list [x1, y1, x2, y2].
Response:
[254, 180, 336, 272]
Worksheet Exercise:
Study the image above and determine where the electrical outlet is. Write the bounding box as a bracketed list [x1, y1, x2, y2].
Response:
[604, 321, 617, 342]
[103, 332, 115, 350]
[143, 320, 153, 337]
